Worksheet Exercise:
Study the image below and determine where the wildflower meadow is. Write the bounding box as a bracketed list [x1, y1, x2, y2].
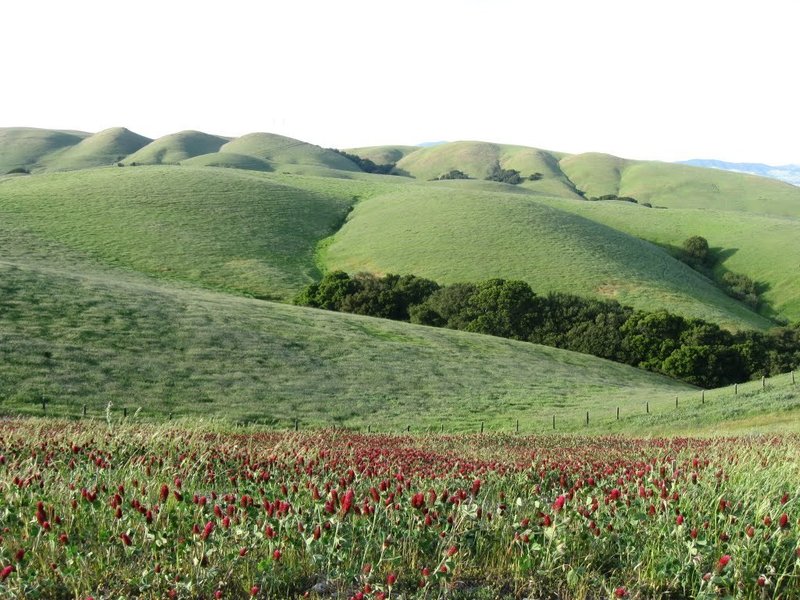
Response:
[0, 419, 798, 599]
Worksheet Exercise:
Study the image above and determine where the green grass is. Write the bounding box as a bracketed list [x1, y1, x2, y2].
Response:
[0, 166, 356, 300]
[220, 132, 361, 171]
[42, 127, 152, 171]
[181, 152, 275, 172]
[123, 130, 228, 164]
[0, 127, 88, 173]
[560, 152, 800, 217]
[0, 258, 695, 430]
[395, 141, 580, 198]
[343, 144, 421, 164]
[535, 197, 800, 320]
[323, 184, 772, 330]
[595, 372, 800, 436]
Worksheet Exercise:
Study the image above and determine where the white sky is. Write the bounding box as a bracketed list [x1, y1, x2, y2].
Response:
[2, 0, 799, 164]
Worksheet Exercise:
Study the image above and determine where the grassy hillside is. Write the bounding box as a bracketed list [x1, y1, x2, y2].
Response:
[43, 127, 152, 171]
[181, 152, 274, 172]
[0, 127, 88, 173]
[124, 130, 228, 164]
[561, 153, 800, 217]
[395, 141, 580, 198]
[344, 145, 420, 164]
[221, 133, 361, 171]
[0, 166, 356, 300]
[535, 197, 800, 321]
[0, 256, 695, 430]
[322, 184, 772, 330]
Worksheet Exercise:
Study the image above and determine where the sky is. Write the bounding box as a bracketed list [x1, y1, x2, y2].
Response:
[2, 0, 799, 165]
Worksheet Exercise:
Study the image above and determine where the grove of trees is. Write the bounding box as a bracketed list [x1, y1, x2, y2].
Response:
[297, 271, 800, 388]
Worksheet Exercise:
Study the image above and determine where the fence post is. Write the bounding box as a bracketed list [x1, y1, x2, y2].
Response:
[616, 407, 619, 420]
[646, 402, 649, 414]
[123, 407, 127, 418]
[168, 412, 173, 420]
[675, 396, 678, 409]
[82, 404, 87, 417]
[480, 421, 484, 434]
[42, 399, 46, 412]
[294, 419, 299, 432]
[701, 390, 705, 404]
[585, 411, 589, 426]
[762, 376, 766, 390]
[552, 415, 555, 430]
[516, 419, 519, 434]
[734, 383, 738, 395]
[793, 371, 796, 385]
[440, 423, 444, 433]
[407, 425, 411, 433]
[367, 424, 371, 434]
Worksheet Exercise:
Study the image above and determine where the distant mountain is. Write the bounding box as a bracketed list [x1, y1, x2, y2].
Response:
[680, 159, 800, 186]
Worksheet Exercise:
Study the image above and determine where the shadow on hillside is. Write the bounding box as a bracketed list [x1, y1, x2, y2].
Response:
[656, 242, 780, 323]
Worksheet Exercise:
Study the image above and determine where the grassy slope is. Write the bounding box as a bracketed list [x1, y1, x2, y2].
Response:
[561, 152, 800, 217]
[395, 141, 580, 199]
[323, 184, 772, 330]
[124, 130, 228, 164]
[221, 133, 361, 171]
[43, 127, 152, 171]
[181, 152, 274, 172]
[0, 166, 358, 300]
[0, 127, 88, 173]
[344, 145, 421, 164]
[535, 197, 800, 320]
[0, 255, 695, 430]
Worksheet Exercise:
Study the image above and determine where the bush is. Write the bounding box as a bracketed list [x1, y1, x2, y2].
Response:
[682, 236, 711, 265]
[6, 167, 30, 175]
[485, 162, 523, 185]
[434, 170, 470, 180]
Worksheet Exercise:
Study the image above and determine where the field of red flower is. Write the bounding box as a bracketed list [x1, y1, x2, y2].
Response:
[0, 419, 798, 599]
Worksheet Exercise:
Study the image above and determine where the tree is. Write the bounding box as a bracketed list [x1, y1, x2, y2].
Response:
[464, 279, 540, 340]
[682, 236, 711, 265]
[294, 271, 358, 311]
[485, 162, 523, 185]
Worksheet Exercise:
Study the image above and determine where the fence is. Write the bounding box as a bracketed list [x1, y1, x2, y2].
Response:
[14, 370, 799, 435]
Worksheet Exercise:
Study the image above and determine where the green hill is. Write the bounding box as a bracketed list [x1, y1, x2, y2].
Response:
[535, 196, 800, 321]
[0, 254, 695, 430]
[560, 153, 800, 217]
[395, 141, 581, 198]
[43, 127, 152, 171]
[124, 130, 228, 165]
[0, 127, 87, 173]
[181, 152, 274, 172]
[221, 132, 361, 171]
[0, 166, 357, 300]
[344, 145, 420, 165]
[322, 184, 772, 330]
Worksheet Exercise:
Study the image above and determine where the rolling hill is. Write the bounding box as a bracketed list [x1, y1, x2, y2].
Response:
[321, 183, 772, 330]
[0, 251, 696, 430]
[220, 132, 361, 171]
[0, 166, 357, 300]
[124, 130, 228, 165]
[560, 152, 800, 217]
[534, 196, 800, 321]
[2, 127, 799, 432]
[43, 127, 152, 171]
[0, 127, 88, 173]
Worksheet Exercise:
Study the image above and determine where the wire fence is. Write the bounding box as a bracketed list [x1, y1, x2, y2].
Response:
[13, 370, 799, 434]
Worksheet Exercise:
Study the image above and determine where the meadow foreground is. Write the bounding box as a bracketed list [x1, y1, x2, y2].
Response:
[0, 419, 798, 599]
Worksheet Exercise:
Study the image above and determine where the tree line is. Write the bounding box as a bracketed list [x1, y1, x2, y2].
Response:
[296, 272, 800, 388]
